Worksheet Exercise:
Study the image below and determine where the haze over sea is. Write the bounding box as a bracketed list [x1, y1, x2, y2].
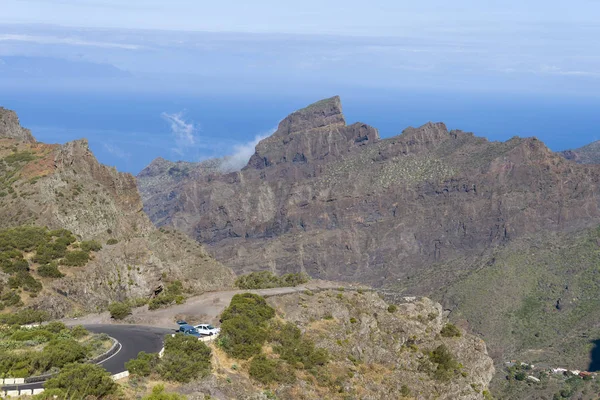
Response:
[1, 7, 599, 173]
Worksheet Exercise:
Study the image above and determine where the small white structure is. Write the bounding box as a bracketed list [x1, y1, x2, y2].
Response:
[552, 368, 568, 374]
[527, 376, 540, 383]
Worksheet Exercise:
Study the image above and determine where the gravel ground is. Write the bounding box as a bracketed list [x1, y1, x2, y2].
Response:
[61, 280, 351, 328]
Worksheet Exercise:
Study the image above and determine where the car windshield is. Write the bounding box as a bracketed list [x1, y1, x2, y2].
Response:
[207, 325, 215, 329]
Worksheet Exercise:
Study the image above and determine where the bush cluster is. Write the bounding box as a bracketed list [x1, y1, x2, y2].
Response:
[440, 323, 462, 338]
[0, 226, 102, 309]
[0, 309, 48, 325]
[142, 385, 187, 400]
[44, 363, 117, 399]
[127, 335, 212, 383]
[0, 325, 96, 377]
[235, 271, 310, 290]
[125, 351, 159, 377]
[108, 301, 132, 320]
[148, 281, 185, 310]
[248, 354, 294, 384]
[429, 344, 460, 381]
[269, 322, 328, 370]
[219, 293, 275, 359]
[219, 293, 330, 385]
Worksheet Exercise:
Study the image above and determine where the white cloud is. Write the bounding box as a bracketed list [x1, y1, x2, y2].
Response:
[161, 112, 198, 156]
[0, 34, 141, 49]
[219, 128, 275, 172]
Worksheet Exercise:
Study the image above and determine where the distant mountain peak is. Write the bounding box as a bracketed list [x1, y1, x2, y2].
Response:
[276, 95, 345, 136]
[247, 96, 379, 169]
[0, 107, 36, 143]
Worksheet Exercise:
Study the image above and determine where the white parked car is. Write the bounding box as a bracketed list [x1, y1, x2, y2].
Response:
[194, 324, 220, 336]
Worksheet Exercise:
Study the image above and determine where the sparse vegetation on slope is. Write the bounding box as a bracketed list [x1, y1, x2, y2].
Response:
[234, 271, 309, 289]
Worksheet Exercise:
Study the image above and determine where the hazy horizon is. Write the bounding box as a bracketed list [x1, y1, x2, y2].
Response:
[1, 1, 599, 173]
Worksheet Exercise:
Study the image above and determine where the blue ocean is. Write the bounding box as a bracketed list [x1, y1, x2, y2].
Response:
[1, 88, 599, 174]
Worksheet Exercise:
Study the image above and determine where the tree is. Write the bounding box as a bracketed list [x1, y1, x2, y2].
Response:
[44, 363, 117, 398]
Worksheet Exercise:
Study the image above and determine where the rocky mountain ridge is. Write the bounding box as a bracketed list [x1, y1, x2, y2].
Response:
[138, 96, 600, 289]
[560, 140, 600, 164]
[0, 109, 235, 317]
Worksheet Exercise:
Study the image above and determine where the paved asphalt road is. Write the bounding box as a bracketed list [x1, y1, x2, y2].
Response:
[2, 324, 172, 391]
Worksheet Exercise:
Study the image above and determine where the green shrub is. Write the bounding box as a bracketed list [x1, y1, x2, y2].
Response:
[45, 321, 66, 334]
[1, 290, 23, 307]
[219, 293, 275, 359]
[108, 301, 131, 320]
[440, 323, 462, 338]
[0, 308, 48, 325]
[126, 351, 159, 377]
[235, 271, 309, 289]
[142, 385, 187, 400]
[158, 334, 211, 382]
[220, 293, 275, 324]
[349, 317, 357, 324]
[37, 263, 64, 278]
[429, 344, 460, 382]
[387, 304, 397, 313]
[249, 354, 294, 384]
[148, 280, 185, 310]
[106, 238, 119, 245]
[220, 315, 266, 359]
[61, 250, 90, 267]
[39, 338, 87, 369]
[70, 325, 88, 339]
[400, 384, 411, 397]
[11, 328, 55, 342]
[44, 363, 117, 398]
[270, 322, 328, 369]
[80, 240, 102, 252]
[8, 271, 42, 292]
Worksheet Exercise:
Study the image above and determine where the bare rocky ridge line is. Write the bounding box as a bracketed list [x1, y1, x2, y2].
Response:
[0, 108, 235, 317]
[137, 96, 600, 289]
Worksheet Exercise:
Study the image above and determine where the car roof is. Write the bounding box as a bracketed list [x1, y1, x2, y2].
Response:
[180, 324, 194, 329]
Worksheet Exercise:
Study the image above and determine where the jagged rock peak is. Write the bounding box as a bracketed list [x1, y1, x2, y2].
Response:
[0, 107, 36, 143]
[275, 95, 346, 136]
[246, 96, 378, 169]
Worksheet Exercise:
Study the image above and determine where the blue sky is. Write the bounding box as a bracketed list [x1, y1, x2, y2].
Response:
[1, 1, 600, 172]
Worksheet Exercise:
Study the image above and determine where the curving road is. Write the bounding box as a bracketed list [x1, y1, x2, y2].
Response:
[2, 324, 172, 391]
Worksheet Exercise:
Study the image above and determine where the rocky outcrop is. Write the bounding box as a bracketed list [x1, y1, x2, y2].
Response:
[247, 96, 378, 169]
[0, 108, 235, 316]
[560, 140, 600, 164]
[183, 291, 495, 400]
[0, 107, 35, 143]
[138, 97, 600, 290]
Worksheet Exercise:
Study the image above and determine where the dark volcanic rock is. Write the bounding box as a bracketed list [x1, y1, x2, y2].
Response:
[138, 97, 600, 289]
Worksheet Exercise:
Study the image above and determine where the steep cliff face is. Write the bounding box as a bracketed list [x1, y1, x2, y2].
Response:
[0, 107, 35, 143]
[138, 97, 600, 290]
[0, 109, 235, 317]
